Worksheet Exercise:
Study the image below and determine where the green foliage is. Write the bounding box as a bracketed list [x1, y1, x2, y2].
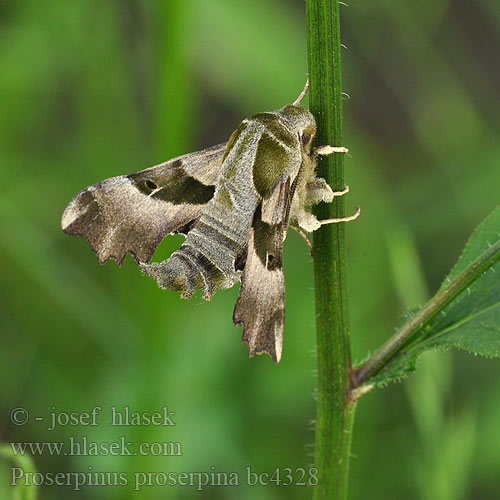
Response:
[0, 1, 499, 499]
[371, 207, 500, 387]
[0, 445, 37, 500]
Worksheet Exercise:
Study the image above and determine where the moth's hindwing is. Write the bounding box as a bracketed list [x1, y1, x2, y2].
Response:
[61, 143, 227, 265]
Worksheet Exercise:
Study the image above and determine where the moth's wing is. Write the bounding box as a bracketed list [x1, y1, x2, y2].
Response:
[233, 178, 293, 363]
[61, 143, 227, 265]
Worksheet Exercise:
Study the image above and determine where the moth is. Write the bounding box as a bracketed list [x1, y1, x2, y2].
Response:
[61, 81, 359, 362]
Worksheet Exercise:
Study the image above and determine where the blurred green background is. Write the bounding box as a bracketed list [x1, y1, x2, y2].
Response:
[1, 1, 499, 499]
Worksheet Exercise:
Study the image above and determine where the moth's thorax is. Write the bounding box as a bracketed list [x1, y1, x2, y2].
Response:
[276, 105, 317, 158]
[218, 107, 307, 201]
[277, 105, 316, 133]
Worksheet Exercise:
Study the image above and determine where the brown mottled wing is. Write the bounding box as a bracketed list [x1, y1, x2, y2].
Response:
[233, 178, 294, 363]
[61, 143, 227, 265]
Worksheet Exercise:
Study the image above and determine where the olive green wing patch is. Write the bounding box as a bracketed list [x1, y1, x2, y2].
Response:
[233, 179, 292, 363]
[61, 143, 226, 265]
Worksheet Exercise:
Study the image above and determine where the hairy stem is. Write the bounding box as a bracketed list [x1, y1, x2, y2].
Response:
[306, 1, 355, 499]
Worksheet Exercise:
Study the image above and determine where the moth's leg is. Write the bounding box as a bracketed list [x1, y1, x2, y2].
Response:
[331, 184, 350, 197]
[293, 205, 360, 252]
[296, 211, 321, 232]
[295, 205, 360, 233]
[309, 146, 356, 225]
[290, 224, 314, 256]
[319, 206, 361, 225]
[312, 145, 349, 157]
[306, 179, 349, 204]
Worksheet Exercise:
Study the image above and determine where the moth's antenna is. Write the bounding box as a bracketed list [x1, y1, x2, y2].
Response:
[293, 79, 309, 106]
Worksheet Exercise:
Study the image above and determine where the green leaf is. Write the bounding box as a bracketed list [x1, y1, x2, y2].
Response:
[372, 206, 500, 387]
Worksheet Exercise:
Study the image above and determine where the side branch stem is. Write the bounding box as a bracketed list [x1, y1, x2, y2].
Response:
[355, 239, 500, 386]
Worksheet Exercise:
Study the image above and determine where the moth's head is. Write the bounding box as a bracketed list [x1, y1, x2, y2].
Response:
[278, 104, 317, 151]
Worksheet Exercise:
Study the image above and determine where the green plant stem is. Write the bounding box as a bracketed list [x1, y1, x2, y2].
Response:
[306, 1, 355, 499]
[354, 239, 500, 386]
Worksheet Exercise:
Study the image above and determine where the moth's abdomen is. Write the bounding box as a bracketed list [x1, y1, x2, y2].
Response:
[141, 209, 247, 300]
[141, 243, 225, 300]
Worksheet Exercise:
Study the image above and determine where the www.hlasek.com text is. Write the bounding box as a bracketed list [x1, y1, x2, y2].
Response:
[10, 436, 182, 457]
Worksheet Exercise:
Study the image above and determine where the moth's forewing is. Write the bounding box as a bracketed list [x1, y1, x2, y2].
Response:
[61, 143, 226, 265]
[233, 106, 318, 362]
[233, 184, 289, 363]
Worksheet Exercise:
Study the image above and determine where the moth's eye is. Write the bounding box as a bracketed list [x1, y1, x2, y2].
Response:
[301, 131, 312, 146]
[145, 180, 158, 191]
